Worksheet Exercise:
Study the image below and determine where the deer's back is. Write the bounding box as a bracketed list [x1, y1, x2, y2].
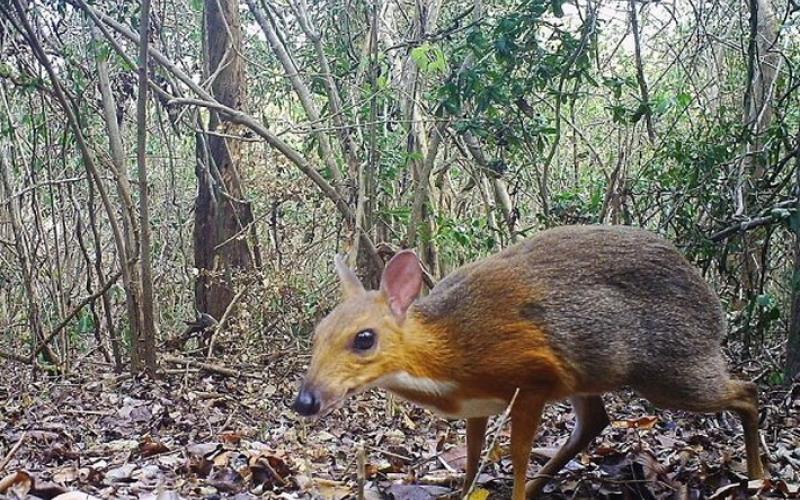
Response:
[416, 225, 726, 394]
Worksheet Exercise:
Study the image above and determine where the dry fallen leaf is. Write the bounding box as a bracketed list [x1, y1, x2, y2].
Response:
[53, 465, 79, 484]
[138, 437, 170, 457]
[52, 492, 104, 500]
[531, 447, 560, 460]
[487, 441, 506, 463]
[219, 431, 242, 445]
[207, 467, 244, 493]
[0, 470, 33, 495]
[708, 482, 741, 499]
[314, 478, 350, 499]
[186, 442, 221, 457]
[611, 416, 659, 429]
[106, 463, 137, 482]
[250, 453, 293, 488]
[440, 444, 468, 470]
[388, 483, 452, 499]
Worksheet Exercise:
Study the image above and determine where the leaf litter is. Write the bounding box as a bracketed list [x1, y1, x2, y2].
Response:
[0, 342, 797, 499]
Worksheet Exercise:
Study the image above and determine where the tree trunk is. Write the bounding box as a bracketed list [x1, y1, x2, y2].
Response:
[194, 0, 257, 322]
[736, 0, 779, 353]
[134, 0, 158, 375]
[96, 48, 139, 373]
[400, 0, 442, 276]
[786, 144, 800, 382]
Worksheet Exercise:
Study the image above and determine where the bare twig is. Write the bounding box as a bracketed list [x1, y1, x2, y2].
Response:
[134, 0, 158, 376]
[246, 0, 344, 184]
[161, 354, 257, 378]
[30, 270, 123, 361]
[0, 432, 27, 473]
[709, 198, 797, 241]
[206, 287, 247, 358]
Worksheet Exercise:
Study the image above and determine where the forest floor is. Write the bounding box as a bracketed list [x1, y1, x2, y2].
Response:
[0, 340, 798, 500]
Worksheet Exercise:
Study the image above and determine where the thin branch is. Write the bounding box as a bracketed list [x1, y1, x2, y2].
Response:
[30, 270, 124, 361]
[0, 432, 27, 473]
[162, 354, 261, 378]
[71, 0, 384, 271]
[246, 0, 344, 184]
[629, 0, 656, 142]
[205, 287, 247, 358]
[709, 199, 798, 242]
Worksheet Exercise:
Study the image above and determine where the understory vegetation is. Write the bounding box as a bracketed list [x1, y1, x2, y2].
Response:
[0, 0, 798, 497]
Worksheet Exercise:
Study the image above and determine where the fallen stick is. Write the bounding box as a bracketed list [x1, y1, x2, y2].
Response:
[161, 354, 241, 378]
[206, 287, 246, 358]
[0, 432, 27, 473]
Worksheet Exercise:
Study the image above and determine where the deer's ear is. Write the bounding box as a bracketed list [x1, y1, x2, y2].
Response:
[334, 254, 364, 299]
[380, 250, 422, 322]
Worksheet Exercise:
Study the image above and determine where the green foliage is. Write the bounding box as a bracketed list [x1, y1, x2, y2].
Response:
[434, 215, 497, 262]
[2, 0, 798, 372]
[411, 43, 448, 74]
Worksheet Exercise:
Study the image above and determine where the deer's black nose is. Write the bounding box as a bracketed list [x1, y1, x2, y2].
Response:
[293, 387, 321, 416]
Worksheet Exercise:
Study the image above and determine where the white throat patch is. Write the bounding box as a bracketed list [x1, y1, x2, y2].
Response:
[375, 371, 507, 418]
[376, 371, 457, 396]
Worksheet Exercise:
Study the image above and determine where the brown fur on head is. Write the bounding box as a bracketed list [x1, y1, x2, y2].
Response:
[292, 251, 423, 417]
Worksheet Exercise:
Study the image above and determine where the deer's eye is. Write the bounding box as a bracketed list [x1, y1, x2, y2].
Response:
[353, 329, 376, 351]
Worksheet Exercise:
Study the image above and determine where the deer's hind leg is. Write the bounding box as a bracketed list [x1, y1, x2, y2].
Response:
[719, 380, 764, 479]
[525, 395, 609, 497]
[639, 370, 765, 480]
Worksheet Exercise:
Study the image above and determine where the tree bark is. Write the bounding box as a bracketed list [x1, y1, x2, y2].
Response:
[135, 0, 158, 375]
[195, 0, 257, 322]
[735, 0, 779, 352]
[786, 141, 800, 382]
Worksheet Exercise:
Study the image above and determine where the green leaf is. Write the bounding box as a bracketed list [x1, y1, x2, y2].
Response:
[755, 294, 774, 308]
[551, 0, 565, 17]
[411, 44, 431, 68]
[630, 103, 649, 123]
[767, 370, 784, 386]
[411, 43, 447, 74]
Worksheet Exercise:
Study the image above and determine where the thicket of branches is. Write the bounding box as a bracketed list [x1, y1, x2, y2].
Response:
[0, 0, 798, 379]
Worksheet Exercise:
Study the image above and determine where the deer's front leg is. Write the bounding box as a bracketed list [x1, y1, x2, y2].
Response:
[510, 394, 545, 500]
[463, 417, 488, 496]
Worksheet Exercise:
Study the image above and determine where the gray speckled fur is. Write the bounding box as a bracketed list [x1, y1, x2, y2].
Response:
[416, 225, 733, 408]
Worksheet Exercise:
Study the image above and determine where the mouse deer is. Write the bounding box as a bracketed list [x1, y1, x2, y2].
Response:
[294, 225, 765, 499]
